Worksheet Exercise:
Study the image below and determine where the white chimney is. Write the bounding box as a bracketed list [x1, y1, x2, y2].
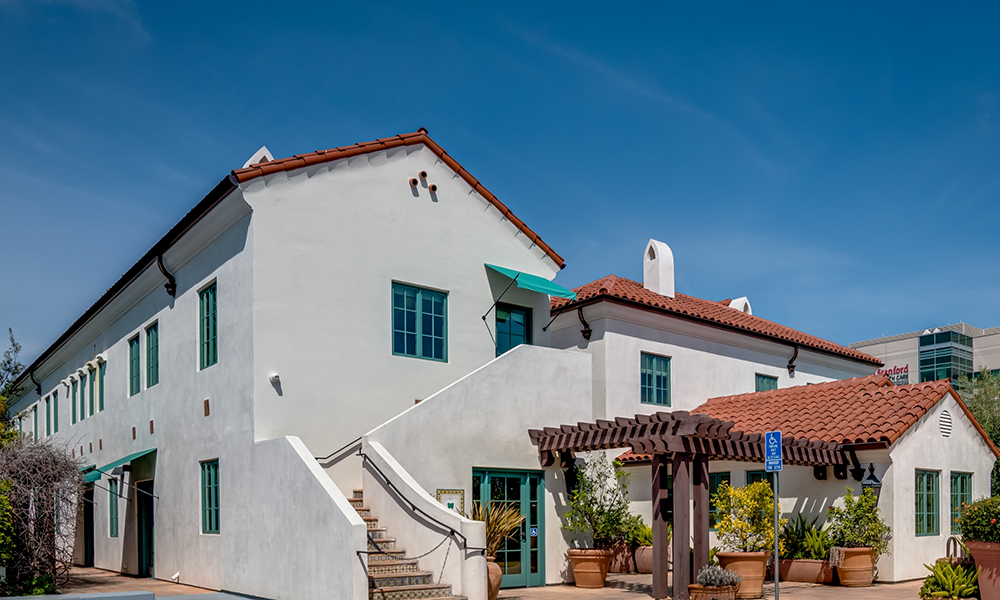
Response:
[729, 297, 752, 315]
[643, 239, 675, 298]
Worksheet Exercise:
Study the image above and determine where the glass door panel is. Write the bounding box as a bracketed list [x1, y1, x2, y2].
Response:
[473, 469, 545, 588]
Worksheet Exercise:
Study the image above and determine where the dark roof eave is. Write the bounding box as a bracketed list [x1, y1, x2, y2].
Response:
[553, 295, 883, 368]
[12, 175, 239, 397]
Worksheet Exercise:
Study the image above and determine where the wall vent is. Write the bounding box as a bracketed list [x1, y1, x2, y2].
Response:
[940, 410, 953, 438]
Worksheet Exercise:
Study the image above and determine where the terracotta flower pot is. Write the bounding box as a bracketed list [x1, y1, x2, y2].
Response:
[486, 556, 502, 600]
[777, 558, 834, 584]
[716, 552, 769, 599]
[835, 547, 876, 587]
[568, 548, 613, 588]
[609, 543, 634, 573]
[689, 583, 740, 600]
[634, 545, 655, 574]
[966, 541, 1000, 600]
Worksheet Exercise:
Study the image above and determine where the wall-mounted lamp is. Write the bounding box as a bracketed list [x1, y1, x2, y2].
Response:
[861, 463, 882, 505]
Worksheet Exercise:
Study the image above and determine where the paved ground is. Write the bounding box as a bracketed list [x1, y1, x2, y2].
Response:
[59, 568, 256, 598]
[499, 573, 924, 599]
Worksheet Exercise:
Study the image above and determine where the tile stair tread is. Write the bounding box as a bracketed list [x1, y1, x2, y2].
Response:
[370, 570, 433, 578]
[368, 559, 418, 567]
[369, 583, 451, 592]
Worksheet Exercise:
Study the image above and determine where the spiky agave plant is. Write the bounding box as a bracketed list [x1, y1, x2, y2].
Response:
[471, 501, 526, 557]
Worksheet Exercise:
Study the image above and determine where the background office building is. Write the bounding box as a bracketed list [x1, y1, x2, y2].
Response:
[851, 323, 1000, 384]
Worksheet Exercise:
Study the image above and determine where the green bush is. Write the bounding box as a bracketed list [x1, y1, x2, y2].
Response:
[959, 496, 1000, 543]
[562, 454, 636, 549]
[782, 513, 833, 560]
[713, 480, 786, 553]
[825, 488, 891, 557]
[628, 520, 654, 547]
[919, 561, 979, 599]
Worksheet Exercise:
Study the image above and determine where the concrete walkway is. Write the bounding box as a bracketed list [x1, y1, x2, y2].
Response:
[58, 568, 259, 598]
[499, 573, 924, 599]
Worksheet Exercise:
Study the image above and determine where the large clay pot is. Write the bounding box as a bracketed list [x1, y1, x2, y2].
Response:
[716, 552, 769, 599]
[486, 556, 502, 600]
[689, 583, 740, 600]
[634, 545, 654, 574]
[568, 548, 613, 588]
[609, 543, 633, 573]
[777, 558, 834, 584]
[967, 541, 1000, 600]
[835, 547, 876, 587]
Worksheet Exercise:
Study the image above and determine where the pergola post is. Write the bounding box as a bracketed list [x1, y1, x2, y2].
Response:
[692, 454, 710, 577]
[651, 453, 671, 599]
[672, 452, 692, 600]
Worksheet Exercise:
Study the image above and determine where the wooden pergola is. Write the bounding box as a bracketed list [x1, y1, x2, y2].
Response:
[528, 410, 844, 600]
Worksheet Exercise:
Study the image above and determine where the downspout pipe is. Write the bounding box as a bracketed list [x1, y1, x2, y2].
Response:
[29, 371, 41, 396]
[156, 254, 177, 297]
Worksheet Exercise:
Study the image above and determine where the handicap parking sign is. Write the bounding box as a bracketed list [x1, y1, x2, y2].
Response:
[765, 431, 782, 472]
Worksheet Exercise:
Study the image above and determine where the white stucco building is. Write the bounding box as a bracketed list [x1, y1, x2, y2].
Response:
[8, 129, 997, 600]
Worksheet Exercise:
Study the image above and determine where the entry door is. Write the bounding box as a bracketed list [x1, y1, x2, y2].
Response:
[136, 480, 155, 577]
[83, 488, 94, 567]
[473, 470, 544, 588]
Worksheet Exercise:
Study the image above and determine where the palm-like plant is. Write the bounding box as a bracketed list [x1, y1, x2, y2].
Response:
[471, 501, 525, 557]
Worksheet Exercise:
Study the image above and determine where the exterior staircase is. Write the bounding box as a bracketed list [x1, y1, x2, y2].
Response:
[352, 489, 464, 600]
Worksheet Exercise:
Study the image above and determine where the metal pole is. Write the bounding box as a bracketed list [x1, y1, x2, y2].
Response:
[774, 472, 779, 600]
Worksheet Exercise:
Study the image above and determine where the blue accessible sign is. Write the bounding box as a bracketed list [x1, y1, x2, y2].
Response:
[765, 431, 782, 472]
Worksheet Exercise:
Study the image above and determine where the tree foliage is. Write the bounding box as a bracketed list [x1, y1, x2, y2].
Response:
[956, 368, 1000, 496]
[562, 453, 638, 549]
[826, 488, 891, 558]
[712, 480, 786, 553]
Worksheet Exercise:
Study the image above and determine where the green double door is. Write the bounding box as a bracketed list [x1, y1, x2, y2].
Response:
[473, 469, 544, 588]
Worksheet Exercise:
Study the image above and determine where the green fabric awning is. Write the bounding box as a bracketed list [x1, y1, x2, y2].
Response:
[486, 264, 577, 300]
[83, 448, 156, 483]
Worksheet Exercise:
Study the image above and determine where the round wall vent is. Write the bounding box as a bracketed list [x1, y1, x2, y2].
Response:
[940, 410, 953, 438]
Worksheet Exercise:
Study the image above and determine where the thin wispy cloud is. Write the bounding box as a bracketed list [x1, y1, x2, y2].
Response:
[0, 0, 149, 41]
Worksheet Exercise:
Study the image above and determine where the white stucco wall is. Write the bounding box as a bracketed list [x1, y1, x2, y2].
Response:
[549, 302, 875, 419]
[363, 344, 594, 586]
[240, 145, 564, 494]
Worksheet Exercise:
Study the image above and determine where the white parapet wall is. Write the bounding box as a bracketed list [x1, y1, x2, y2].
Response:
[363, 345, 595, 588]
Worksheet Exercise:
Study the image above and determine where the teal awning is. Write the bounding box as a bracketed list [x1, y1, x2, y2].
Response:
[84, 448, 156, 483]
[486, 264, 577, 300]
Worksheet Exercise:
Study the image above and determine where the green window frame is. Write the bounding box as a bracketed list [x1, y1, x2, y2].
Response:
[755, 374, 778, 392]
[88, 367, 95, 416]
[495, 304, 532, 357]
[392, 283, 448, 361]
[746, 470, 775, 488]
[709, 472, 731, 529]
[128, 336, 140, 396]
[640, 353, 671, 406]
[109, 480, 119, 538]
[33, 407, 37, 441]
[45, 397, 51, 436]
[916, 470, 940, 536]
[52, 390, 58, 433]
[200, 283, 218, 369]
[98, 362, 105, 411]
[71, 381, 77, 424]
[146, 323, 159, 388]
[951, 472, 972, 534]
[201, 459, 220, 534]
[79, 372, 87, 420]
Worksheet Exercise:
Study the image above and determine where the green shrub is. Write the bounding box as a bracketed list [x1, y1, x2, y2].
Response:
[959, 496, 1000, 543]
[562, 454, 635, 549]
[713, 480, 786, 553]
[781, 514, 832, 560]
[696, 564, 743, 588]
[918, 561, 979, 599]
[825, 488, 891, 557]
[628, 520, 654, 547]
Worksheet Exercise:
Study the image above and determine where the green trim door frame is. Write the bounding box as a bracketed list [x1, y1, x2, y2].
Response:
[472, 469, 545, 588]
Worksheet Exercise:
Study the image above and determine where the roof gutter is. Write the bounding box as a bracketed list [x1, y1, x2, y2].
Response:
[11, 175, 238, 399]
[554, 295, 884, 368]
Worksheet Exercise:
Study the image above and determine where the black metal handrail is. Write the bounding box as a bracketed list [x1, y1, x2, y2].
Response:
[315, 436, 363, 462]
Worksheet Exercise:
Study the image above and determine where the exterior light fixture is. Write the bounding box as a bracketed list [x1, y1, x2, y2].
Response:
[861, 463, 882, 505]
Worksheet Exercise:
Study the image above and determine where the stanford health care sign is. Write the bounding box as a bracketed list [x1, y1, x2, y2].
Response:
[876, 364, 909, 385]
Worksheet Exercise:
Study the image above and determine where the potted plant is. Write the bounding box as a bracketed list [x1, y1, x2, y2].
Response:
[919, 560, 980, 599]
[470, 501, 525, 600]
[562, 454, 634, 588]
[825, 488, 891, 587]
[778, 514, 834, 584]
[713, 480, 786, 599]
[689, 564, 744, 600]
[960, 495, 1000, 600]
[630, 521, 665, 574]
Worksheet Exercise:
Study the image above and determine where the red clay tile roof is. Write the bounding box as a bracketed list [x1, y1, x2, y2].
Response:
[615, 450, 652, 464]
[692, 376, 999, 456]
[230, 129, 565, 268]
[551, 275, 880, 366]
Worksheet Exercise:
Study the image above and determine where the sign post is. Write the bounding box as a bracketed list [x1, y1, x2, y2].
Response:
[765, 431, 782, 600]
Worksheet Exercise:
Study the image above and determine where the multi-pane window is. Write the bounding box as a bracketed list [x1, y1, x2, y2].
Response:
[709, 472, 731, 529]
[109, 480, 119, 538]
[79, 372, 87, 421]
[71, 380, 78, 424]
[755, 374, 778, 392]
[201, 460, 220, 534]
[392, 283, 447, 361]
[98, 363, 105, 412]
[640, 353, 671, 406]
[916, 470, 940, 536]
[495, 304, 531, 357]
[129, 336, 140, 396]
[52, 390, 58, 433]
[951, 472, 972, 534]
[200, 283, 218, 369]
[88, 367, 95, 416]
[146, 323, 159, 387]
[746, 470, 775, 488]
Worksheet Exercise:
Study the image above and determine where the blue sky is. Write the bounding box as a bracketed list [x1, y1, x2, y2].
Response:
[3, 1, 1000, 362]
